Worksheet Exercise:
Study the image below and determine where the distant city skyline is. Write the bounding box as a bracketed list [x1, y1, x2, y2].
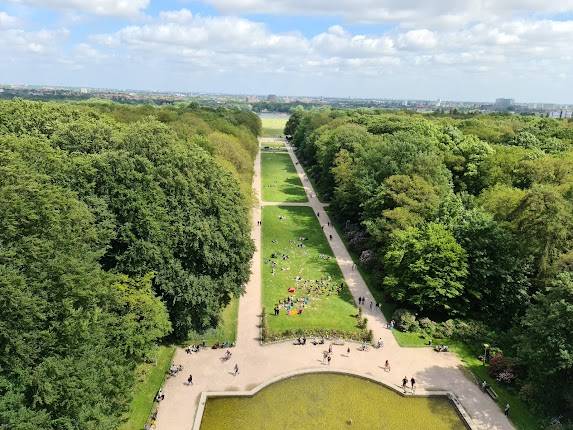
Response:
[1, 1, 572, 103]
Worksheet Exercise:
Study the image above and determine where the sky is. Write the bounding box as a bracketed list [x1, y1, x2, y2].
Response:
[0, 0, 572, 103]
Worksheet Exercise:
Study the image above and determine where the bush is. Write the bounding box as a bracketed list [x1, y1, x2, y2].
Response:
[434, 319, 455, 338]
[419, 317, 437, 336]
[488, 354, 517, 385]
[392, 308, 418, 332]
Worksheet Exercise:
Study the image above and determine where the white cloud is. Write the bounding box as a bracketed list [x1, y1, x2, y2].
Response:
[159, 8, 194, 23]
[398, 29, 437, 50]
[0, 11, 19, 29]
[198, 0, 573, 29]
[7, 0, 149, 17]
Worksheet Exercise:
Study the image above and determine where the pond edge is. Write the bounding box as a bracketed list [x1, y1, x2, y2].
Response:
[191, 368, 475, 430]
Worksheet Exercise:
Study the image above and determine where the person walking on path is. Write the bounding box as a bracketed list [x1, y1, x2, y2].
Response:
[187, 374, 193, 385]
[327, 355, 332, 366]
[233, 364, 239, 376]
[504, 403, 510, 417]
[329, 234, 333, 241]
[328, 344, 333, 354]
[402, 376, 408, 393]
[410, 377, 416, 392]
[385, 360, 391, 372]
[347, 347, 350, 356]
[369, 301, 372, 310]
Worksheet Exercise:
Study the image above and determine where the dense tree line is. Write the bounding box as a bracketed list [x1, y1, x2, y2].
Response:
[0, 99, 258, 429]
[287, 109, 573, 419]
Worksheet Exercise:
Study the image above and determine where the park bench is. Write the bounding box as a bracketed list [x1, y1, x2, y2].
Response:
[485, 386, 498, 401]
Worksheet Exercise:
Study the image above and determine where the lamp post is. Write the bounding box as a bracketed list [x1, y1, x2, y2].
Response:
[482, 343, 490, 366]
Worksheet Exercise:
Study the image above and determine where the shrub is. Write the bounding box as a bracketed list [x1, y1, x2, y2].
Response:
[392, 308, 418, 332]
[419, 317, 437, 336]
[434, 319, 455, 338]
[488, 354, 517, 385]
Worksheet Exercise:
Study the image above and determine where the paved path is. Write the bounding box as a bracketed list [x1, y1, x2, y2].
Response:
[154, 139, 513, 430]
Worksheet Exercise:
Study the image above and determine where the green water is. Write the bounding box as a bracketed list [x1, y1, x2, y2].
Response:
[200, 373, 466, 430]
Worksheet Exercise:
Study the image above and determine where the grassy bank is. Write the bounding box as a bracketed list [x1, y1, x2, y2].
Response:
[120, 345, 175, 430]
[186, 298, 240, 346]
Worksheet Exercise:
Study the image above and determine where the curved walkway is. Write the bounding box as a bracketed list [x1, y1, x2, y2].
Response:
[154, 140, 513, 430]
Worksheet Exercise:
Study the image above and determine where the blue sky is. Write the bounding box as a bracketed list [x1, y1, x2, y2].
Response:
[0, 0, 572, 103]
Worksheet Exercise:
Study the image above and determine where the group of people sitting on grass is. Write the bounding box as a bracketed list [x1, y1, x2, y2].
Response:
[274, 295, 309, 316]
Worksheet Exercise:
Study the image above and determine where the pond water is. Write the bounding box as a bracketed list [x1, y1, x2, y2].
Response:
[200, 373, 467, 430]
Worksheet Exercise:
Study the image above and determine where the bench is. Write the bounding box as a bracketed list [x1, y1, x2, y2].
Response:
[485, 386, 498, 400]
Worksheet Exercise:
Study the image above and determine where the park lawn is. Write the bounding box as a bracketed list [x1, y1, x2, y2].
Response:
[186, 297, 239, 346]
[120, 345, 175, 430]
[326, 210, 544, 429]
[261, 152, 307, 202]
[260, 141, 286, 150]
[261, 205, 360, 338]
[260, 116, 288, 137]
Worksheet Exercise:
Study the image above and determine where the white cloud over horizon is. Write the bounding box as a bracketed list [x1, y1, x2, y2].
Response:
[0, 1, 572, 102]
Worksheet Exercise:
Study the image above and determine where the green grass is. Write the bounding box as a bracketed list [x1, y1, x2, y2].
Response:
[261, 152, 307, 202]
[260, 116, 288, 137]
[120, 345, 175, 430]
[262, 205, 360, 338]
[186, 298, 239, 346]
[260, 141, 286, 150]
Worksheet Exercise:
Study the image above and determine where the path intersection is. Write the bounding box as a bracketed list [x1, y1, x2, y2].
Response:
[154, 139, 513, 430]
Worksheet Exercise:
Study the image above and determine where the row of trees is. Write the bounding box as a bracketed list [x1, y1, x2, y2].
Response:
[0, 99, 259, 429]
[287, 109, 573, 418]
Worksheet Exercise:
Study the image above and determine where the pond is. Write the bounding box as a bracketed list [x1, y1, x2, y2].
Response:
[200, 373, 467, 429]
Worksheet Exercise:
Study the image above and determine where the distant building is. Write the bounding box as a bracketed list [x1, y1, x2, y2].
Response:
[549, 110, 573, 119]
[267, 94, 278, 102]
[495, 98, 515, 108]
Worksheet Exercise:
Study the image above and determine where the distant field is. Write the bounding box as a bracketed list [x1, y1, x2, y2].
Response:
[260, 114, 288, 137]
[261, 152, 307, 202]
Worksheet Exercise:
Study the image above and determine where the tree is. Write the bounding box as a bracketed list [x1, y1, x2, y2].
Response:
[383, 223, 468, 314]
[516, 273, 573, 414]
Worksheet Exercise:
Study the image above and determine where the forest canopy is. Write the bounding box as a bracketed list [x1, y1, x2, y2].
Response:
[287, 108, 573, 418]
[0, 99, 259, 429]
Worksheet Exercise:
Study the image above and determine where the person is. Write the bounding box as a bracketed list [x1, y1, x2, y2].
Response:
[317, 211, 320, 217]
[156, 389, 165, 402]
[347, 347, 351, 356]
[187, 374, 193, 385]
[233, 364, 239, 376]
[410, 377, 416, 392]
[504, 403, 510, 417]
[369, 301, 372, 310]
[329, 234, 333, 241]
[402, 377, 408, 393]
[225, 349, 232, 359]
[481, 380, 488, 391]
[328, 344, 333, 354]
[377, 338, 383, 348]
[385, 360, 390, 372]
[327, 355, 332, 365]
[327, 221, 330, 226]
